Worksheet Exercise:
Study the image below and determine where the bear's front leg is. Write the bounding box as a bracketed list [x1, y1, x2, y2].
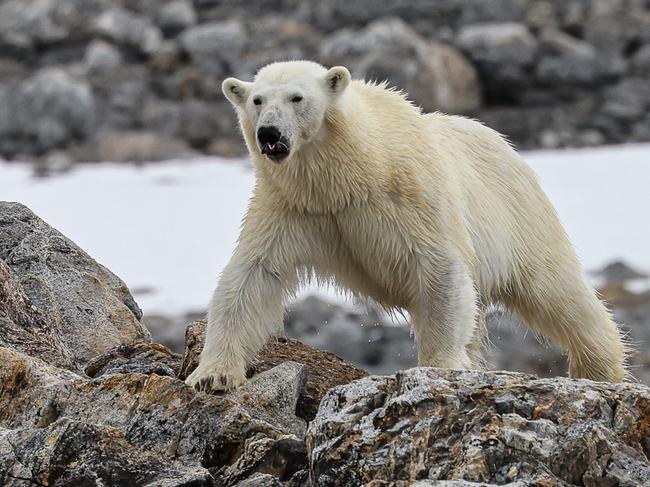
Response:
[186, 191, 308, 393]
[186, 249, 290, 392]
[411, 252, 481, 370]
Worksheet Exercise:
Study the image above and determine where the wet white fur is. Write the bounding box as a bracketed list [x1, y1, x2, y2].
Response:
[186, 61, 626, 391]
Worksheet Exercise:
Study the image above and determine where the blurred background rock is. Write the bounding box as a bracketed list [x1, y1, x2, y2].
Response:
[1, 0, 650, 169]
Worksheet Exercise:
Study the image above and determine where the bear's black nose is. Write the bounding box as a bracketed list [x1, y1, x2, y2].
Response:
[257, 126, 281, 146]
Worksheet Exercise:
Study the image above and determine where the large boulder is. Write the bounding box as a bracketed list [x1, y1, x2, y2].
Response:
[320, 18, 481, 114]
[0, 202, 150, 369]
[93, 7, 163, 55]
[308, 368, 650, 485]
[0, 69, 96, 155]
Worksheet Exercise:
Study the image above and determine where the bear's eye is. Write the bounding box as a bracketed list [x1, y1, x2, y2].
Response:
[291, 95, 303, 103]
[253, 97, 262, 106]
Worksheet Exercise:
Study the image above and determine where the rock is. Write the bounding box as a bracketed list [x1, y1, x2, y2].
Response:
[178, 99, 239, 147]
[285, 295, 417, 375]
[0, 58, 27, 82]
[456, 22, 538, 100]
[179, 20, 247, 67]
[0, 202, 150, 369]
[593, 260, 650, 286]
[84, 39, 122, 74]
[0, 346, 308, 486]
[180, 319, 368, 420]
[536, 51, 625, 86]
[0, 260, 74, 370]
[157, 0, 198, 33]
[602, 78, 650, 122]
[81, 130, 197, 162]
[456, 22, 538, 67]
[0, 418, 213, 486]
[308, 368, 650, 485]
[6, 68, 96, 153]
[94, 7, 163, 55]
[320, 18, 481, 114]
[632, 44, 650, 77]
[582, 5, 650, 56]
[84, 342, 182, 378]
[0, 0, 69, 49]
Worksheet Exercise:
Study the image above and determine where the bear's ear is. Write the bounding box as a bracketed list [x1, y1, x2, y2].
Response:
[222, 77, 252, 106]
[325, 66, 351, 94]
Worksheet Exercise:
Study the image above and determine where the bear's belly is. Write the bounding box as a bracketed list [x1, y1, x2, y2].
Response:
[324, 207, 416, 310]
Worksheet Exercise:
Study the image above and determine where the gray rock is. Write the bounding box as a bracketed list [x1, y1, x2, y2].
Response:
[285, 295, 417, 375]
[632, 44, 650, 77]
[456, 21, 538, 99]
[178, 99, 237, 146]
[602, 78, 650, 122]
[320, 18, 480, 114]
[7, 68, 96, 153]
[594, 261, 650, 286]
[84, 39, 122, 74]
[94, 7, 163, 55]
[179, 20, 247, 67]
[582, 4, 650, 55]
[535, 47, 625, 86]
[308, 368, 650, 485]
[539, 27, 596, 58]
[456, 22, 538, 67]
[0, 59, 27, 82]
[84, 342, 182, 378]
[0, 202, 150, 368]
[233, 473, 284, 486]
[0, 417, 213, 487]
[157, 0, 198, 32]
[0, 0, 70, 49]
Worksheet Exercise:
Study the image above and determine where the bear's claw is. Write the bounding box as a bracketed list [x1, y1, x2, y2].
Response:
[185, 366, 247, 393]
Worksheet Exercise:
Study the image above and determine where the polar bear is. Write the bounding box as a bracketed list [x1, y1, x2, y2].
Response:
[186, 60, 626, 391]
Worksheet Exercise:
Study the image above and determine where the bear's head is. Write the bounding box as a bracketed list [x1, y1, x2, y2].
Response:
[222, 61, 351, 163]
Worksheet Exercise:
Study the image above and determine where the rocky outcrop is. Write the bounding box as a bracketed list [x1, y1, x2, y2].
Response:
[180, 319, 368, 420]
[0, 201, 150, 370]
[1, 205, 649, 486]
[319, 18, 481, 115]
[0, 346, 308, 486]
[308, 368, 650, 486]
[1, 0, 650, 166]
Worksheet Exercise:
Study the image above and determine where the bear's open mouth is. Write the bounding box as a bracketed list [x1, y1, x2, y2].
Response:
[261, 141, 289, 162]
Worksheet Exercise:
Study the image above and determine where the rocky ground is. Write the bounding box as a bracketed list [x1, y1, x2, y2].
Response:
[1, 202, 649, 486]
[1, 0, 650, 171]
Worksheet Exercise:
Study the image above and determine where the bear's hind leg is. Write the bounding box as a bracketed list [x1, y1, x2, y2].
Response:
[507, 268, 626, 383]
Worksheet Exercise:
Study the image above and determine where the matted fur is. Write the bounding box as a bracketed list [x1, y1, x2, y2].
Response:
[186, 61, 626, 392]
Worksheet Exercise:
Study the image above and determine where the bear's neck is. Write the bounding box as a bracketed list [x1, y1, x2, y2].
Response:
[253, 105, 379, 214]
